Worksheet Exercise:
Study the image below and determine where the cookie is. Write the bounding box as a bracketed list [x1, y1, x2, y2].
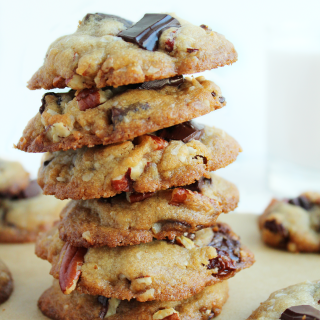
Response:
[27, 13, 237, 90]
[37, 125, 241, 200]
[0, 259, 13, 305]
[259, 192, 320, 253]
[39, 279, 228, 320]
[0, 159, 29, 197]
[17, 76, 225, 153]
[36, 222, 254, 302]
[0, 186, 68, 243]
[58, 174, 239, 247]
[247, 280, 320, 319]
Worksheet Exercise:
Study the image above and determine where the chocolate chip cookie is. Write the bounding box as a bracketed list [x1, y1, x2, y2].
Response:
[37, 124, 241, 200]
[17, 76, 225, 153]
[58, 174, 239, 247]
[0, 180, 68, 243]
[27, 13, 237, 90]
[259, 192, 320, 253]
[0, 259, 13, 305]
[247, 280, 320, 319]
[39, 279, 228, 320]
[0, 159, 29, 197]
[36, 222, 254, 302]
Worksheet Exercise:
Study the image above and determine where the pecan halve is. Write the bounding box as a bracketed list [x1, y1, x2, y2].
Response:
[76, 88, 102, 111]
[59, 243, 87, 294]
[169, 188, 190, 206]
[111, 169, 133, 192]
[148, 135, 168, 150]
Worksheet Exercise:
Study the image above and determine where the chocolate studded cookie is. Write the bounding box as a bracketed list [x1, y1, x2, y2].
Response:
[0, 180, 68, 243]
[27, 13, 237, 90]
[247, 280, 320, 320]
[58, 174, 239, 247]
[39, 279, 228, 320]
[0, 159, 29, 197]
[259, 192, 320, 253]
[0, 259, 13, 305]
[37, 124, 241, 200]
[17, 76, 225, 153]
[36, 222, 254, 302]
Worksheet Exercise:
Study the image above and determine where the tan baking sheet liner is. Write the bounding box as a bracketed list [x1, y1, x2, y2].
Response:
[0, 213, 319, 319]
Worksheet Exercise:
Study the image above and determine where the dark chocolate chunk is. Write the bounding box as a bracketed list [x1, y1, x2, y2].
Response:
[157, 121, 205, 143]
[118, 14, 181, 51]
[211, 92, 216, 97]
[288, 195, 313, 210]
[136, 75, 184, 90]
[219, 96, 225, 103]
[200, 24, 212, 31]
[186, 48, 199, 53]
[207, 224, 241, 278]
[21, 180, 42, 199]
[43, 159, 53, 167]
[97, 295, 109, 319]
[264, 219, 288, 238]
[84, 13, 133, 27]
[280, 305, 320, 320]
[110, 102, 150, 126]
[39, 92, 61, 114]
[185, 177, 211, 193]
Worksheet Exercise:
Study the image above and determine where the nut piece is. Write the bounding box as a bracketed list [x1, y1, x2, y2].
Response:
[47, 123, 71, 142]
[53, 76, 66, 88]
[76, 88, 108, 111]
[153, 308, 180, 320]
[176, 236, 195, 249]
[127, 192, 155, 203]
[131, 276, 152, 292]
[111, 169, 133, 192]
[139, 288, 155, 301]
[194, 228, 214, 247]
[105, 298, 120, 317]
[169, 188, 190, 206]
[59, 243, 87, 295]
[148, 135, 168, 150]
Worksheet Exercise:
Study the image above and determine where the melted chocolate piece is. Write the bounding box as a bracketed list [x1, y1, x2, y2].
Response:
[280, 305, 320, 320]
[97, 295, 109, 319]
[84, 13, 133, 27]
[219, 96, 225, 103]
[211, 91, 216, 97]
[118, 14, 181, 51]
[136, 75, 184, 90]
[184, 177, 211, 193]
[157, 121, 205, 143]
[207, 224, 241, 278]
[110, 102, 150, 126]
[39, 92, 61, 114]
[264, 219, 288, 238]
[43, 159, 53, 167]
[200, 24, 212, 31]
[288, 195, 313, 211]
[0, 180, 41, 200]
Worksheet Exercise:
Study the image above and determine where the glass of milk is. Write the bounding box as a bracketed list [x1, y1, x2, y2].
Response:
[267, 22, 320, 196]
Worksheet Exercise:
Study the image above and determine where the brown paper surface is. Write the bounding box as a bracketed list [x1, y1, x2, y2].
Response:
[0, 213, 319, 319]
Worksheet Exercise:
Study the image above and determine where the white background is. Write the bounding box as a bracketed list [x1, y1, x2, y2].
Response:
[0, 0, 319, 212]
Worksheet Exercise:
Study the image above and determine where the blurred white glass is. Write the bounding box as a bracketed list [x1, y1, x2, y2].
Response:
[267, 21, 320, 196]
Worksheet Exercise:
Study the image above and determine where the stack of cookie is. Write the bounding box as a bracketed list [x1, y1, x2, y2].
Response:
[16, 13, 254, 320]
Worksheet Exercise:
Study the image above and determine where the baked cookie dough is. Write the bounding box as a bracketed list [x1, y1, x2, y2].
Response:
[17, 76, 225, 153]
[27, 13, 237, 90]
[0, 159, 29, 197]
[0, 181, 68, 243]
[247, 280, 320, 319]
[58, 174, 239, 247]
[0, 259, 13, 305]
[39, 279, 228, 320]
[259, 192, 320, 253]
[37, 124, 241, 200]
[36, 222, 254, 302]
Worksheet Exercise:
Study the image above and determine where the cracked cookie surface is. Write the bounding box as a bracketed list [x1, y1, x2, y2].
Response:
[259, 192, 320, 253]
[0, 259, 13, 305]
[58, 174, 239, 247]
[247, 280, 320, 320]
[27, 13, 237, 90]
[39, 279, 228, 320]
[36, 222, 254, 302]
[37, 125, 241, 200]
[17, 77, 225, 153]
